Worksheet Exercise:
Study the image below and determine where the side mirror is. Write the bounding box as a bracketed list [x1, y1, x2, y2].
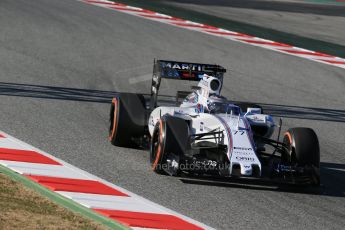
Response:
[247, 107, 262, 114]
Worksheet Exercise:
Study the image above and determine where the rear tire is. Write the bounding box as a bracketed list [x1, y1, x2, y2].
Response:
[282, 127, 320, 185]
[109, 93, 146, 147]
[150, 116, 189, 174]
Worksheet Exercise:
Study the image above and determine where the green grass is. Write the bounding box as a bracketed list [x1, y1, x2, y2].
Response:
[0, 165, 129, 230]
[0, 172, 104, 229]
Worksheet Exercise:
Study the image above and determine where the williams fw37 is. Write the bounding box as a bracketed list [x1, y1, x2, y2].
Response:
[108, 60, 320, 186]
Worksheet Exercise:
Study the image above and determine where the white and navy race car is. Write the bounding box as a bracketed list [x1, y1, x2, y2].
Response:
[108, 60, 320, 186]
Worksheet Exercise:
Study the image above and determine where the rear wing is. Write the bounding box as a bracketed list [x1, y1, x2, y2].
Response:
[150, 60, 226, 109]
[154, 60, 226, 81]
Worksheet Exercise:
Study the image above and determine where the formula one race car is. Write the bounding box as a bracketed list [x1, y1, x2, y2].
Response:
[108, 60, 320, 186]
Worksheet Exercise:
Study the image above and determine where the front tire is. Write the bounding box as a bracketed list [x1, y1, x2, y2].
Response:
[150, 116, 189, 174]
[282, 127, 320, 185]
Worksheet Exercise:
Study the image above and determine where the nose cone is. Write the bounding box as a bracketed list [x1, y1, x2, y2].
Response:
[240, 164, 252, 176]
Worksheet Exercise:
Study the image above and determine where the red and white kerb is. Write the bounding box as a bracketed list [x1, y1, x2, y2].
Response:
[0, 132, 213, 230]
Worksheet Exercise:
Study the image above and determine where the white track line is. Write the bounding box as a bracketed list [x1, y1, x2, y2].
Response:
[58, 192, 171, 214]
[0, 160, 91, 179]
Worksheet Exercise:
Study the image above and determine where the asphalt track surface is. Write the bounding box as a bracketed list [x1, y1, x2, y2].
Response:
[161, 0, 345, 45]
[1, 0, 345, 229]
